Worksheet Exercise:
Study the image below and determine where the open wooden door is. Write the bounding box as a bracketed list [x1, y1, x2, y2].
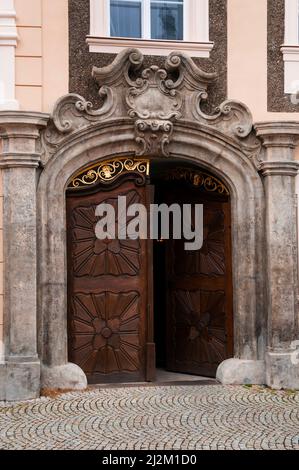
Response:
[161, 182, 233, 377]
[67, 175, 155, 383]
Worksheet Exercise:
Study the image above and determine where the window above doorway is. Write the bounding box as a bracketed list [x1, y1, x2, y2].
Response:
[110, 0, 184, 41]
[87, 0, 213, 58]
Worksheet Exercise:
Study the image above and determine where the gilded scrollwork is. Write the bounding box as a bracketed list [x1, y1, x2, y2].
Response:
[166, 168, 230, 196]
[68, 158, 150, 189]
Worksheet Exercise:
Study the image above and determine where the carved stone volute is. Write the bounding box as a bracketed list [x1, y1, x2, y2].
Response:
[41, 48, 260, 162]
[92, 49, 218, 156]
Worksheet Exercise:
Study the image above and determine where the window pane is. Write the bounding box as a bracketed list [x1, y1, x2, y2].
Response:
[110, 0, 142, 38]
[152, 0, 183, 3]
[151, 1, 183, 40]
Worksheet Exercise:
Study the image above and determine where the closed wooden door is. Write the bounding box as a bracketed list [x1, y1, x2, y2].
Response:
[164, 186, 233, 377]
[67, 178, 153, 383]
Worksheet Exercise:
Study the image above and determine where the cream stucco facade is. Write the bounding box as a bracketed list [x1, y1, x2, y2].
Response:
[14, 0, 68, 113]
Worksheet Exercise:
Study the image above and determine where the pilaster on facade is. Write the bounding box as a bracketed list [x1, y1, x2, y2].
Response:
[255, 121, 299, 390]
[0, 0, 18, 110]
[0, 111, 49, 401]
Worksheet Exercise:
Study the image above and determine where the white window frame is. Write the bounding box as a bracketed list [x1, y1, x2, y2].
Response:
[88, 0, 213, 58]
[281, 0, 299, 93]
[0, 0, 18, 110]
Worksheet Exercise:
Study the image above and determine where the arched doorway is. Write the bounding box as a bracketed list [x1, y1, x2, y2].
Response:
[36, 49, 266, 392]
[66, 158, 233, 383]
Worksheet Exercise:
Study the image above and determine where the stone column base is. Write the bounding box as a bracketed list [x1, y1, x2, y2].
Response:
[41, 362, 87, 391]
[216, 358, 266, 385]
[266, 351, 299, 389]
[0, 360, 40, 401]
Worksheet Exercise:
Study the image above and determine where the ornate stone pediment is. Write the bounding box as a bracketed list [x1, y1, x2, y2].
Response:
[41, 48, 260, 163]
[92, 48, 218, 157]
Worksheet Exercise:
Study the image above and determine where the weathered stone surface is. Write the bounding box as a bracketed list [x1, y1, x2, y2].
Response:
[266, 351, 299, 390]
[0, 112, 48, 401]
[255, 122, 299, 390]
[41, 363, 87, 390]
[0, 364, 6, 400]
[0, 362, 40, 401]
[6, 362, 40, 401]
[216, 359, 266, 385]
[4, 168, 38, 357]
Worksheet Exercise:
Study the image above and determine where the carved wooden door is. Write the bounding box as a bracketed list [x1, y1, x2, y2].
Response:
[67, 178, 154, 383]
[164, 185, 233, 377]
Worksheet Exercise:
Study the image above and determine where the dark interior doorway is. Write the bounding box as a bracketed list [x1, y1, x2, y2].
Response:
[154, 237, 167, 369]
[151, 162, 233, 378]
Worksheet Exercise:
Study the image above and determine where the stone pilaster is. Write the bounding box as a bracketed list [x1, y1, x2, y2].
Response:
[255, 122, 299, 389]
[0, 111, 49, 400]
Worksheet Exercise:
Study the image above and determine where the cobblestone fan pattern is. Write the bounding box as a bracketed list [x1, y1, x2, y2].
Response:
[0, 385, 299, 450]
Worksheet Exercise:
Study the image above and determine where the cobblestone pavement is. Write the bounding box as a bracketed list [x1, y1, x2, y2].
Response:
[0, 384, 299, 450]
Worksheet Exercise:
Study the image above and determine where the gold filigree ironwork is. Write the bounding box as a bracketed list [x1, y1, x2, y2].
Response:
[69, 158, 150, 189]
[166, 168, 229, 195]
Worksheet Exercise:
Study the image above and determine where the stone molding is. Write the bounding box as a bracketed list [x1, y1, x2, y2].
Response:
[0, 111, 49, 168]
[254, 121, 299, 149]
[0, 154, 42, 169]
[260, 161, 299, 177]
[0, 110, 49, 126]
[255, 122, 299, 176]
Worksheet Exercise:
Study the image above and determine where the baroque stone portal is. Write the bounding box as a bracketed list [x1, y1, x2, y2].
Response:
[0, 49, 298, 400]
